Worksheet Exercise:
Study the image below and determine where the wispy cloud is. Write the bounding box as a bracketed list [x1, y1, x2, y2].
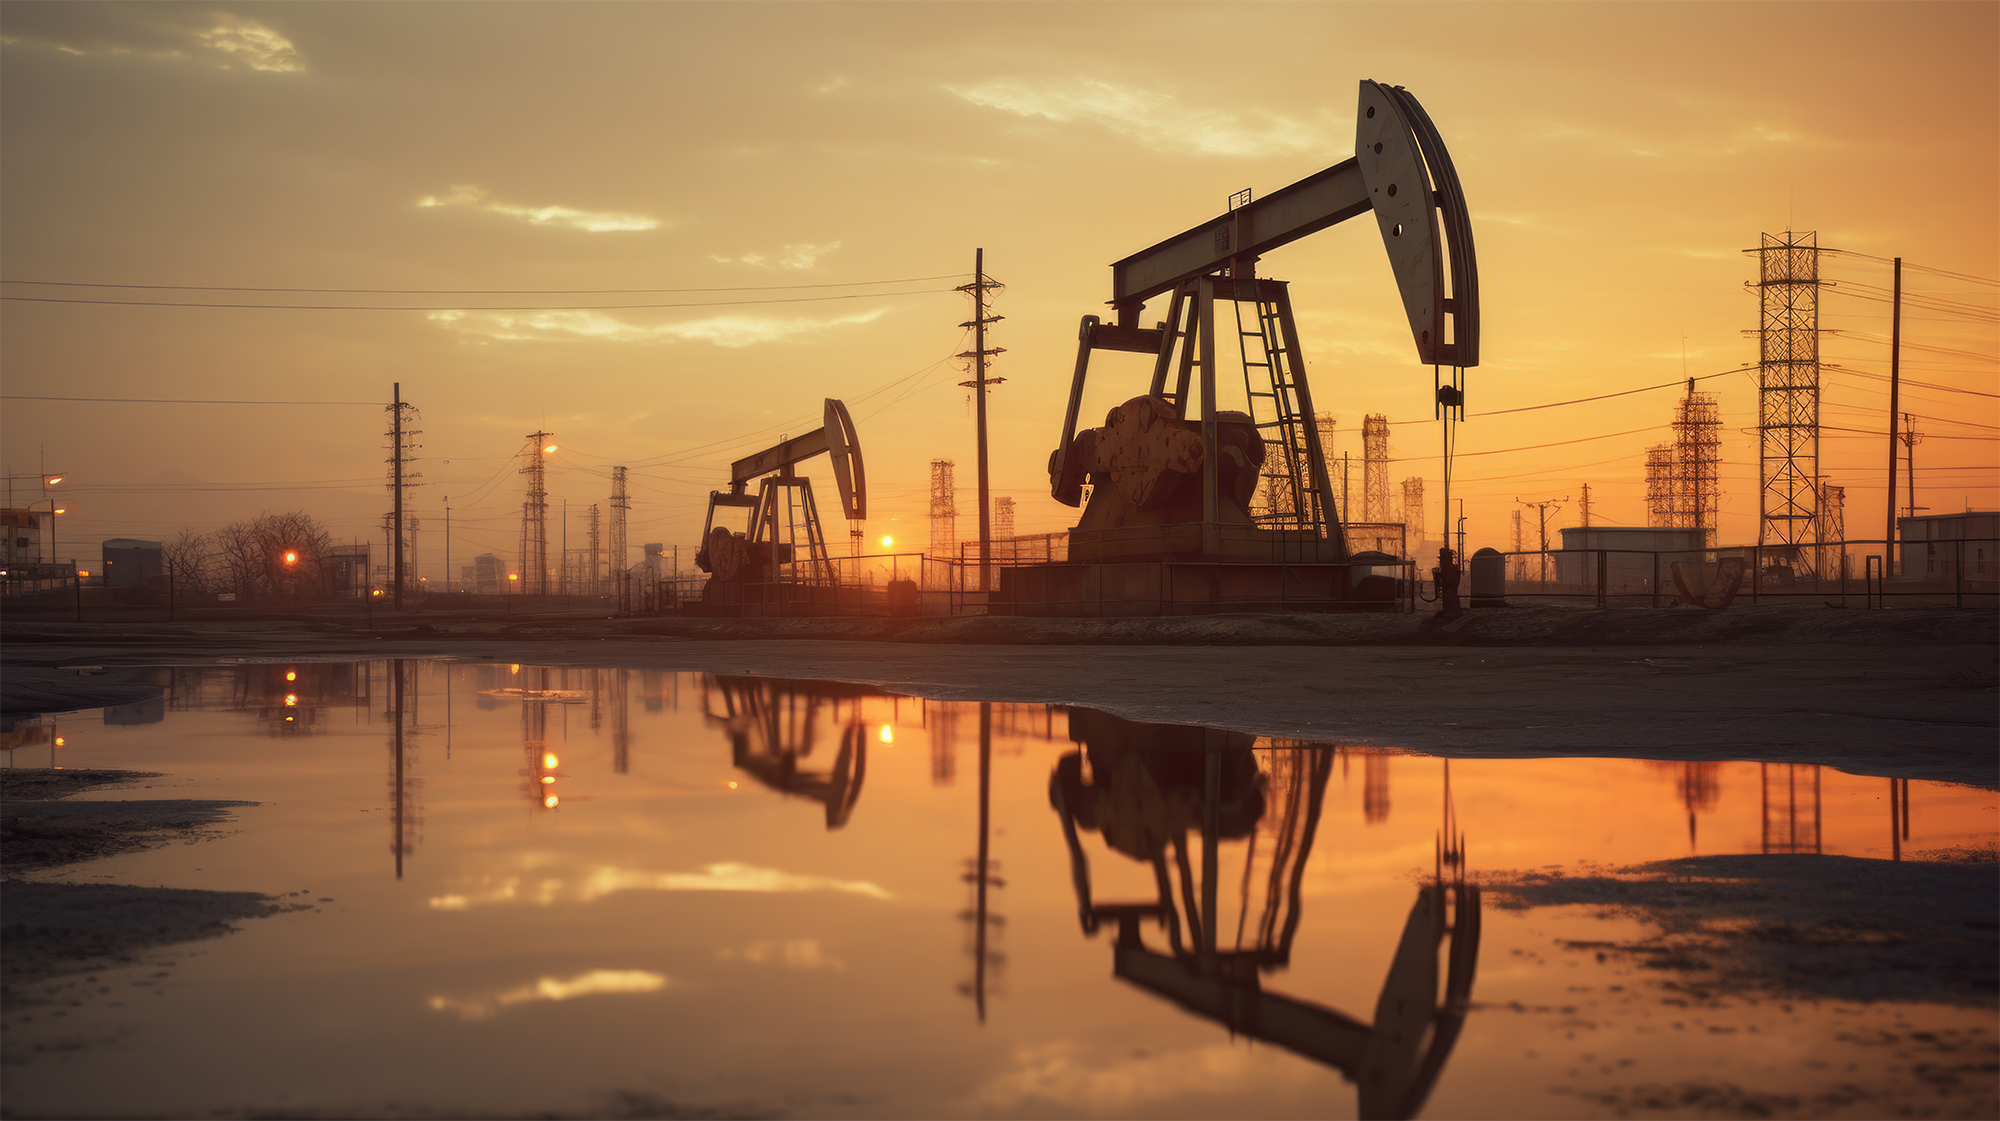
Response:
[709, 242, 841, 270]
[418, 185, 661, 233]
[717, 938, 845, 970]
[196, 15, 303, 72]
[428, 306, 889, 347]
[948, 77, 1332, 158]
[3, 12, 305, 73]
[427, 861, 893, 910]
[426, 969, 666, 1021]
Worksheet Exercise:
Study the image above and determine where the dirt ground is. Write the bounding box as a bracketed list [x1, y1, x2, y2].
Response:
[0, 770, 284, 1028]
[4, 606, 1995, 787]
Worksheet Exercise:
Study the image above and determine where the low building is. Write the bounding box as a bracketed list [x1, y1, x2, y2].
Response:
[2, 509, 44, 565]
[1897, 512, 1998, 584]
[329, 544, 371, 599]
[102, 538, 164, 589]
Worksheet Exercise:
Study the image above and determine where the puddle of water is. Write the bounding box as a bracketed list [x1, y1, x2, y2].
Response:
[4, 661, 1995, 1119]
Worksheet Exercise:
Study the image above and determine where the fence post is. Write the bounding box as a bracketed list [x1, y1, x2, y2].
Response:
[1650, 552, 1661, 609]
[74, 570, 82, 621]
[1751, 547, 1760, 604]
[1956, 538, 1964, 609]
[1595, 550, 1607, 609]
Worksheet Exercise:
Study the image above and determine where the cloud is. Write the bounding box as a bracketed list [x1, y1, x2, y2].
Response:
[418, 185, 661, 232]
[971, 1040, 1269, 1113]
[710, 242, 842, 270]
[947, 78, 1333, 158]
[717, 938, 845, 970]
[1, 11, 305, 73]
[196, 15, 303, 72]
[427, 861, 893, 910]
[426, 968, 667, 1021]
[428, 306, 890, 347]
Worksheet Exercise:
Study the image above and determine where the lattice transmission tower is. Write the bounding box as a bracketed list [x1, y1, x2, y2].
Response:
[587, 504, 602, 595]
[1362, 414, 1390, 522]
[1750, 231, 1823, 574]
[1644, 444, 1676, 526]
[383, 388, 421, 604]
[519, 431, 553, 594]
[1401, 477, 1424, 555]
[609, 466, 629, 598]
[930, 459, 957, 563]
[1672, 380, 1721, 545]
[991, 495, 1014, 542]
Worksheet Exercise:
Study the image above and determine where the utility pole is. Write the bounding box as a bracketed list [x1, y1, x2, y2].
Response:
[392, 383, 404, 609]
[1899, 413, 1924, 519]
[443, 497, 450, 595]
[957, 250, 1005, 593]
[1579, 483, 1593, 529]
[1516, 497, 1567, 585]
[1885, 256, 1902, 563]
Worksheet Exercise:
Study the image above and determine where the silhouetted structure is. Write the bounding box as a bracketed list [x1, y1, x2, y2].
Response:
[701, 676, 870, 829]
[1752, 231, 1824, 576]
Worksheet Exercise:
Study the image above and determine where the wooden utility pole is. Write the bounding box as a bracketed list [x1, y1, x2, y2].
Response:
[1885, 257, 1901, 568]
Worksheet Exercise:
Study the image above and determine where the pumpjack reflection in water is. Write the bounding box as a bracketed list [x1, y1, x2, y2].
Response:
[1049, 710, 1481, 1121]
[701, 675, 870, 829]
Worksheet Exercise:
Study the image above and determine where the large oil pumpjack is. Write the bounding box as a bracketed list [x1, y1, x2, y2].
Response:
[695, 398, 865, 612]
[1003, 80, 1480, 615]
[1048, 710, 1480, 1120]
[701, 675, 870, 829]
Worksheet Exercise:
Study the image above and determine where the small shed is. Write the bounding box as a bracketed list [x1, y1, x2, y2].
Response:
[101, 538, 164, 589]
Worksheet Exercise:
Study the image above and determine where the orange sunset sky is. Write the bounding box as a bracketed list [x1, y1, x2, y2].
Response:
[3, 1, 1995, 575]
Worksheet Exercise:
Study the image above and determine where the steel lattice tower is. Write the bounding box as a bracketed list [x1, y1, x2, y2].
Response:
[383, 392, 421, 601]
[930, 459, 957, 562]
[1314, 412, 1339, 521]
[1672, 383, 1721, 545]
[991, 495, 1014, 542]
[1751, 231, 1823, 572]
[519, 431, 553, 594]
[1401, 477, 1424, 553]
[609, 467, 629, 597]
[1645, 444, 1676, 526]
[1362, 414, 1390, 523]
[1816, 481, 1845, 576]
[587, 504, 602, 595]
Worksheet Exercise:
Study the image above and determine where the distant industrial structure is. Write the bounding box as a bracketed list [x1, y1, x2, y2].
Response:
[1643, 379, 1721, 546]
[1752, 231, 1824, 574]
[929, 458, 956, 562]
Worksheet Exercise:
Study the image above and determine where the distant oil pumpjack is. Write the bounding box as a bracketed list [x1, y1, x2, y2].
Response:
[1004, 80, 1480, 615]
[695, 398, 865, 611]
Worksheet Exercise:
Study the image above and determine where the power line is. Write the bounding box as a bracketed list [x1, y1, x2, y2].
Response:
[4, 395, 381, 405]
[0, 288, 955, 312]
[0, 273, 968, 296]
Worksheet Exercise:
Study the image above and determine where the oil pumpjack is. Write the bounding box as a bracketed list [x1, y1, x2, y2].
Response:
[695, 398, 865, 612]
[1002, 79, 1480, 615]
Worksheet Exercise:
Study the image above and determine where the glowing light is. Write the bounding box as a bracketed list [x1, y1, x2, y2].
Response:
[77, 570, 89, 577]
[53, 736, 66, 747]
[285, 716, 294, 722]
[508, 573, 519, 582]
[543, 444, 558, 454]
[54, 508, 66, 515]
[541, 775, 556, 785]
[544, 794, 559, 808]
[509, 664, 520, 674]
[878, 725, 893, 744]
[727, 781, 738, 789]
[543, 752, 560, 769]
[371, 589, 384, 597]
[880, 535, 893, 548]
[283, 550, 298, 565]
[285, 670, 297, 682]
[45, 475, 62, 485]
[284, 694, 298, 707]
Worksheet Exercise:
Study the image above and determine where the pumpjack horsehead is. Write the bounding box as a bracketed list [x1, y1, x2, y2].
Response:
[1042, 80, 1480, 612]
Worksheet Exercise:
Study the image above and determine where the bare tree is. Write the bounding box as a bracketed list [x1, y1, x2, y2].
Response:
[212, 511, 334, 602]
[162, 527, 215, 599]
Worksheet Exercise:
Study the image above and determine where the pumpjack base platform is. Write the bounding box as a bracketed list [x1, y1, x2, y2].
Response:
[992, 560, 1399, 618]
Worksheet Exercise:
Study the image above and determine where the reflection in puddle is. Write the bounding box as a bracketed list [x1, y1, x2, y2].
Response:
[3, 660, 1992, 1120]
[1053, 714, 1478, 1120]
[427, 968, 669, 1021]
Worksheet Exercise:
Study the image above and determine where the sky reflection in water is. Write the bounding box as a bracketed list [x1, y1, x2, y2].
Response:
[4, 659, 1994, 1120]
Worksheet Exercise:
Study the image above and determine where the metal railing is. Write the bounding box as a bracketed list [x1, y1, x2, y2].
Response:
[1476, 537, 1997, 608]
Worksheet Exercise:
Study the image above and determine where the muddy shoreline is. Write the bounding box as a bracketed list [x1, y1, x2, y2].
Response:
[5, 608, 1994, 788]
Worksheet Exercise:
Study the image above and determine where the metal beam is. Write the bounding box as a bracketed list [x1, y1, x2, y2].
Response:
[1109, 159, 1371, 312]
